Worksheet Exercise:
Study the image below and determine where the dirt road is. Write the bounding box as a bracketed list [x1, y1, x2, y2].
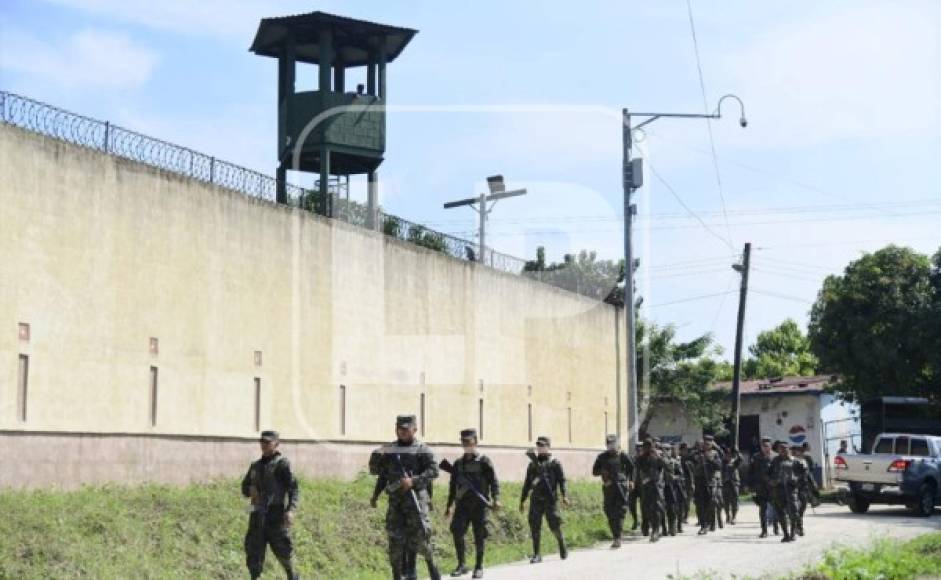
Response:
[484, 503, 941, 579]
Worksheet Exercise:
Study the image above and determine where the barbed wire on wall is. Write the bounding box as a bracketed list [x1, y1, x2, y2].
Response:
[0, 90, 609, 299]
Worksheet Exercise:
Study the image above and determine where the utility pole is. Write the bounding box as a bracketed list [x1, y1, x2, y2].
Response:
[730, 242, 751, 450]
[618, 94, 748, 449]
[443, 175, 526, 263]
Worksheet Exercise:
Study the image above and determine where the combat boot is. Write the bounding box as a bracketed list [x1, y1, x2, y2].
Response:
[472, 569, 484, 579]
[611, 538, 621, 548]
[668, 518, 676, 536]
[554, 530, 568, 560]
[530, 532, 542, 564]
[450, 565, 469, 577]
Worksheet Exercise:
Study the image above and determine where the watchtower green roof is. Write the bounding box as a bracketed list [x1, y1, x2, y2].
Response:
[249, 11, 418, 67]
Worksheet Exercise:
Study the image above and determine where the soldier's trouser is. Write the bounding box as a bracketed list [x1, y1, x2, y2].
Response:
[663, 483, 678, 534]
[711, 485, 724, 528]
[602, 484, 629, 539]
[754, 491, 771, 532]
[674, 482, 688, 525]
[684, 481, 694, 522]
[528, 497, 564, 555]
[724, 483, 739, 520]
[641, 483, 665, 538]
[387, 494, 438, 580]
[244, 508, 295, 579]
[451, 501, 489, 569]
[693, 481, 707, 527]
[772, 487, 799, 538]
[628, 485, 640, 529]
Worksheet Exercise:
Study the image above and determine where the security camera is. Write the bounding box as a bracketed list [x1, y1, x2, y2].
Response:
[739, 116, 748, 128]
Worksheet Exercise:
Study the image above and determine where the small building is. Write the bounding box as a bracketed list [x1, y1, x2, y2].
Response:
[647, 375, 860, 487]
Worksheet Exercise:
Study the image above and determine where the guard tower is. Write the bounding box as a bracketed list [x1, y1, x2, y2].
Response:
[249, 12, 417, 225]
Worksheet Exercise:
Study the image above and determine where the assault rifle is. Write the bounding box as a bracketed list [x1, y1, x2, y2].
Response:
[439, 459, 493, 508]
[392, 454, 432, 539]
[525, 449, 557, 501]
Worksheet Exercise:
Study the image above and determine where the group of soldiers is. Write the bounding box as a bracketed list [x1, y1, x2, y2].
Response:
[592, 434, 746, 545]
[237, 423, 820, 580]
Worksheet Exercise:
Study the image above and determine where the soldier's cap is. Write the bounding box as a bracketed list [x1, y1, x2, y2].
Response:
[642, 438, 653, 448]
[396, 415, 417, 428]
[605, 434, 618, 445]
[790, 444, 803, 451]
[773, 440, 787, 449]
[679, 442, 689, 449]
[760, 436, 773, 443]
[460, 428, 478, 442]
[703, 434, 715, 442]
[801, 442, 810, 450]
[536, 435, 551, 447]
[259, 430, 279, 442]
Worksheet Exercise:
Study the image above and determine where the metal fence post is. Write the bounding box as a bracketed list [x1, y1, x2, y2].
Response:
[103, 121, 110, 153]
[0, 92, 6, 124]
[210, 157, 215, 183]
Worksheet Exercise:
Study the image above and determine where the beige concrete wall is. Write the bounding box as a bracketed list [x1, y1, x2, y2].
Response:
[0, 124, 628, 484]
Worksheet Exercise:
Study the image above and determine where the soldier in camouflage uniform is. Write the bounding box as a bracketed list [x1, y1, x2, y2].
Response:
[635, 439, 668, 543]
[769, 441, 804, 543]
[374, 415, 442, 580]
[661, 443, 683, 536]
[748, 437, 774, 538]
[629, 443, 643, 531]
[370, 448, 418, 580]
[678, 443, 694, 524]
[444, 428, 501, 578]
[692, 437, 723, 535]
[520, 436, 569, 563]
[794, 443, 820, 534]
[241, 430, 299, 580]
[722, 447, 743, 525]
[591, 434, 634, 548]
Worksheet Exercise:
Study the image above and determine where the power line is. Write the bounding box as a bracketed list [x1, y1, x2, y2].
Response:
[647, 161, 736, 251]
[646, 290, 738, 309]
[685, 0, 734, 249]
[750, 287, 815, 305]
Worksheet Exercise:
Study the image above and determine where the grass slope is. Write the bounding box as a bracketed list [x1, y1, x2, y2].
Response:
[800, 531, 941, 580]
[0, 475, 619, 579]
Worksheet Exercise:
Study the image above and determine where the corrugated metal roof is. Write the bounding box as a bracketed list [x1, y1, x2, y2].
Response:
[249, 11, 418, 67]
[712, 375, 839, 396]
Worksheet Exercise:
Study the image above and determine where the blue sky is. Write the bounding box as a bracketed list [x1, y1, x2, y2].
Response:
[2, 0, 939, 357]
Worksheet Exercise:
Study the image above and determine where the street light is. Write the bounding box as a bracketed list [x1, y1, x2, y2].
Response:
[443, 175, 527, 265]
[622, 94, 747, 449]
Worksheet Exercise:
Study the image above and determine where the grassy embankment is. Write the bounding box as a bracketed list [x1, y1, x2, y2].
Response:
[799, 531, 941, 580]
[0, 475, 619, 579]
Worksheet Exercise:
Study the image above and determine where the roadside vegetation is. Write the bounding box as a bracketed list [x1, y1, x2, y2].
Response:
[800, 531, 941, 580]
[0, 475, 616, 579]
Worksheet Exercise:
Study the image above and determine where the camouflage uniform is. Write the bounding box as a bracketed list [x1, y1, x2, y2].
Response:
[374, 426, 441, 580]
[661, 449, 683, 536]
[722, 451, 743, 524]
[521, 437, 568, 562]
[591, 437, 634, 545]
[635, 443, 667, 542]
[241, 434, 299, 580]
[628, 444, 643, 531]
[794, 450, 818, 537]
[678, 445, 695, 524]
[769, 450, 805, 542]
[748, 445, 774, 537]
[692, 443, 723, 534]
[370, 449, 418, 580]
[445, 432, 500, 576]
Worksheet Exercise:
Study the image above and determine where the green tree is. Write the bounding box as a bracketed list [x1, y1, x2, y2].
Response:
[524, 246, 624, 302]
[808, 245, 938, 402]
[744, 318, 818, 379]
[636, 320, 729, 437]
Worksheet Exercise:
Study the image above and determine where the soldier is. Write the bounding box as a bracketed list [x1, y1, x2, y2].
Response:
[635, 438, 668, 542]
[678, 443, 694, 524]
[520, 436, 569, 563]
[748, 436, 774, 538]
[792, 444, 818, 537]
[444, 428, 501, 578]
[374, 415, 442, 580]
[241, 430, 299, 580]
[722, 447, 743, 525]
[769, 441, 803, 543]
[692, 437, 722, 535]
[629, 443, 644, 531]
[661, 443, 683, 536]
[591, 434, 634, 548]
[370, 448, 418, 580]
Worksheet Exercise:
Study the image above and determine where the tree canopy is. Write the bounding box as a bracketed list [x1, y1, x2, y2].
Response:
[808, 245, 940, 402]
[744, 318, 818, 379]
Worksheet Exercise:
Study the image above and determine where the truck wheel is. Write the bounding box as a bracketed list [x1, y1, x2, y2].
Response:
[913, 483, 936, 517]
[848, 493, 870, 514]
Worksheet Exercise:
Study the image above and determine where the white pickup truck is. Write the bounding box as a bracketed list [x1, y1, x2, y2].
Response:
[834, 433, 941, 516]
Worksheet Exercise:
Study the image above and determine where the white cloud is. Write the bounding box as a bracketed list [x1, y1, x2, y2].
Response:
[0, 29, 158, 91]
